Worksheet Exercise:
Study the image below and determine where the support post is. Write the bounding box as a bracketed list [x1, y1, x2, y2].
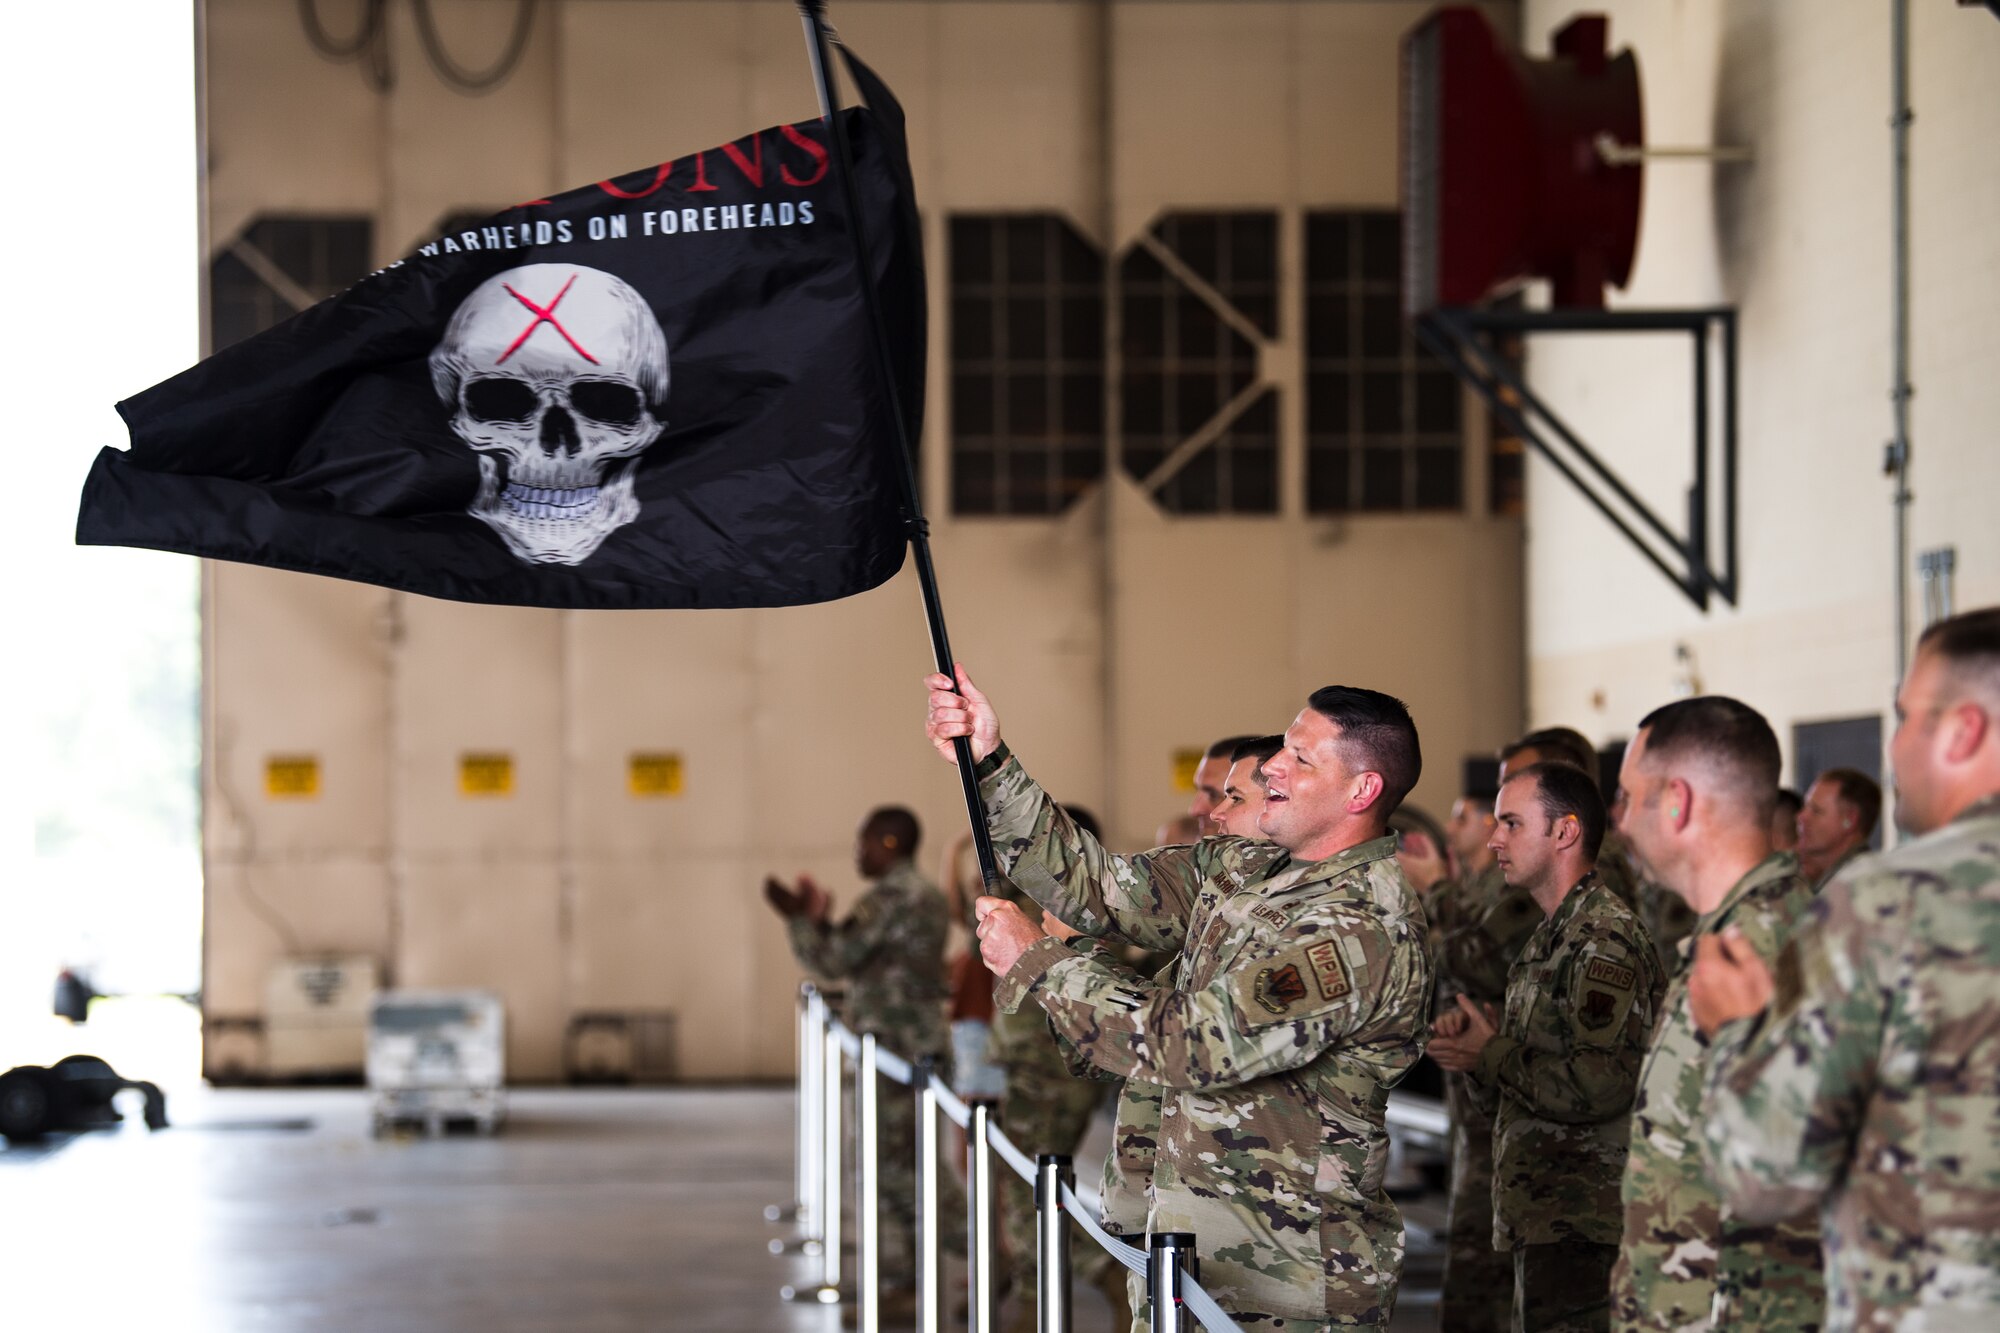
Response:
[967, 1101, 1002, 1333]
[1036, 1154, 1075, 1333]
[916, 1061, 943, 1333]
[768, 985, 820, 1236]
[792, 0, 1001, 889]
[857, 1034, 881, 1333]
[818, 1022, 845, 1302]
[1147, 1233, 1198, 1333]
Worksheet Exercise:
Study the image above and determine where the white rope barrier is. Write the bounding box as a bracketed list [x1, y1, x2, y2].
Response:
[819, 1015, 1245, 1332]
[931, 1079, 973, 1130]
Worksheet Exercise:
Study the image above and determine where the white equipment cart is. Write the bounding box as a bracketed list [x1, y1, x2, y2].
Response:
[366, 989, 506, 1137]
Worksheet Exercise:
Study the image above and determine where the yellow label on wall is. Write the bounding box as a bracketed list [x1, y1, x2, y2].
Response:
[265, 755, 321, 799]
[459, 752, 515, 797]
[1171, 748, 1205, 794]
[628, 752, 685, 797]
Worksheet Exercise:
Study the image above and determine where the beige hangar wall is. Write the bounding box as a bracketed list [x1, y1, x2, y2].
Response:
[198, 0, 1524, 1082]
[1515, 0, 2000, 789]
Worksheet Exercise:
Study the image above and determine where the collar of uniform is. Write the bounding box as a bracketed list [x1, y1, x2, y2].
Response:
[1692, 850, 1798, 941]
[1948, 790, 2000, 826]
[875, 858, 922, 892]
[1531, 870, 1600, 947]
[1255, 832, 1400, 898]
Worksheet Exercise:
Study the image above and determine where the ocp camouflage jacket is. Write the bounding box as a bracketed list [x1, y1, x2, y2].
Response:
[1473, 873, 1663, 1249]
[1702, 793, 2000, 1332]
[979, 745, 1432, 1325]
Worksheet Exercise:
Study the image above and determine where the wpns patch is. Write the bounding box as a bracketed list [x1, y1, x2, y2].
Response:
[1585, 957, 1635, 990]
[1254, 964, 1309, 1015]
[1306, 939, 1353, 1002]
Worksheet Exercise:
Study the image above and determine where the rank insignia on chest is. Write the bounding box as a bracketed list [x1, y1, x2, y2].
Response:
[1250, 903, 1288, 930]
[1253, 964, 1309, 1014]
[1581, 988, 1619, 1029]
[1305, 939, 1353, 1001]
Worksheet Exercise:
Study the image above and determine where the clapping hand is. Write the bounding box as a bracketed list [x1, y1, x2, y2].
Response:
[1429, 994, 1499, 1071]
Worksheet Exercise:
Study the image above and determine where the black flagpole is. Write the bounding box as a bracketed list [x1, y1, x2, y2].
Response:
[796, 0, 1005, 892]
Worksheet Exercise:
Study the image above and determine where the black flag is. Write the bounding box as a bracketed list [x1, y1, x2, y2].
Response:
[77, 53, 923, 611]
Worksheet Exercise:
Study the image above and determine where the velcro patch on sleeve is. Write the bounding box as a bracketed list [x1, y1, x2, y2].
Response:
[1252, 964, 1310, 1015]
[1229, 937, 1360, 1024]
[1306, 940, 1352, 1002]
[1585, 957, 1635, 991]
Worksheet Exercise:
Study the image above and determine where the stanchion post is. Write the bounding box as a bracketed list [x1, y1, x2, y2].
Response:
[817, 1022, 845, 1302]
[769, 985, 819, 1234]
[858, 1034, 881, 1333]
[916, 1059, 943, 1333]
[967, 1101, 1002, 1333]
[803, 989, 826, 1251]
[1036, 1154, 1074, 1333]
[1147, 1233, 1198, 1333]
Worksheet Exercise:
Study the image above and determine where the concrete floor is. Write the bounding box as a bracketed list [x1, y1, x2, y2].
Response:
[0, 1086, 1444, 1331]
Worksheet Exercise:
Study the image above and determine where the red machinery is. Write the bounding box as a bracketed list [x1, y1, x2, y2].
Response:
[1403, 8, 1643, 314]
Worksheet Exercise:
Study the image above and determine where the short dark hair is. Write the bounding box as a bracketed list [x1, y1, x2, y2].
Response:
[1306, 686, 1422, 814]
[1635, 696, 1782, 823]
[1205, 734, 1260, 761]
[1500, 726, 1599, 778]
[1062, 804, 1103, 841]
[1918, 606, 2000, 694]
[1505, 761, 1606, 861]
[1231, 734, 1286, 766]
[1815, 768, 1883, 840]
[865, 806, 921, 855]
[1774, 787, 1803, 822]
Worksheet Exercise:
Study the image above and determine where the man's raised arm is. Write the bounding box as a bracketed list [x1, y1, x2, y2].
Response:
[926, 664, 1198, 953]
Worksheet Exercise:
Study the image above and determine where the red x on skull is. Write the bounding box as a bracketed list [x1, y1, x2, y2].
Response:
[496, 274, 600, 366]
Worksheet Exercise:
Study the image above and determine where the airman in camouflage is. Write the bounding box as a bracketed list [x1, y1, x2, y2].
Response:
[1692, 608, 2000, 1333]
[770, 806, 958, 1294]
[1605, 696, 1824, 1331]
[1794, 767, 1882, 893]
[1398, 787, 1525, 1333]
[1430, 763, 1663, 1333]
[929, 670, 1433, 1328]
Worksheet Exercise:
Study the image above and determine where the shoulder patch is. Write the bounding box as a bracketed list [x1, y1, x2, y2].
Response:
[1250, 903, 1289, 930]
[1585, 957, 1635, 991]
[1306, 939, 1352, 1002]
[1253, 964, 1309, 1015]
[1579, 988, 1620, 1029]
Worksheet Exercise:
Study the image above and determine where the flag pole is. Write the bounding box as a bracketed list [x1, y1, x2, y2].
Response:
[796, 0, 1005, 892]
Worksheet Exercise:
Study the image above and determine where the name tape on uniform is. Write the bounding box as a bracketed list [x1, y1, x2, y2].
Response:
[459, 752, 515, 797]
[265, 755, 321, 799]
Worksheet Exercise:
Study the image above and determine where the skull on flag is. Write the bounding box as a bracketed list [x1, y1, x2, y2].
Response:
[428, 263, 670, 565]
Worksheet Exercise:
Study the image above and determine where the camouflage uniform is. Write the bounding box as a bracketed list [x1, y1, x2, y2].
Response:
[1808, 843, 1866, 893]
[1610, 853, 1823, 1332]
[1596, 831, 1643, 909]
[1700, 794, 2000, 1332]
[786, 858, 960, 1286]
[1472, 873, 1663, 1332]
[1434, 861, 1538, 1333]
[1634, 881, 1697, 976]
[977, 744, 1433, 1327]
[989, 979, 1114, 1310]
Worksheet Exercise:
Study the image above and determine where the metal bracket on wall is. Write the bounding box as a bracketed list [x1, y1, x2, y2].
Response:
[1416, 306, 1739, 611]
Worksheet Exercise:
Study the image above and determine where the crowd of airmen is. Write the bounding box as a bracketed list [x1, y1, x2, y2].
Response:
[764, 604, 2000, 1333]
